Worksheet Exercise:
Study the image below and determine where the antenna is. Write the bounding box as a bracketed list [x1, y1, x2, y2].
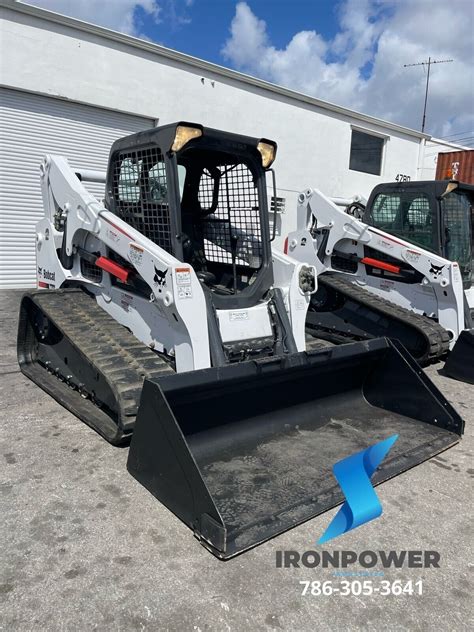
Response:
[403, 57, 453, 132]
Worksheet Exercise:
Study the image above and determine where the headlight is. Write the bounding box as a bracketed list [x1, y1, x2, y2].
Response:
[171, 125, 202, 152]
[257, 140, 276, 168]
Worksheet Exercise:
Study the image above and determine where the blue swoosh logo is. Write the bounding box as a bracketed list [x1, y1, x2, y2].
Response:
[318, 434, 398, 544]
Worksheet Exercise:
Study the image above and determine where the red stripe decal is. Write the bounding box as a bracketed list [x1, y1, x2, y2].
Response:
[96, 256, 130, 283]
[103, 217, 132, 239]
[283, 236, 289, 254]
[361, 257, 401, 274]
[367, 228, 408, 248]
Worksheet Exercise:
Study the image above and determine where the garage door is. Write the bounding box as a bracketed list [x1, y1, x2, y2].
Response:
[0, 88, 155, 288]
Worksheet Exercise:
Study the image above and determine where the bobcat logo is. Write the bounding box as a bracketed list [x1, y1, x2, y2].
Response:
[429, 262, 445, 278]
[153, 266, 168, 292]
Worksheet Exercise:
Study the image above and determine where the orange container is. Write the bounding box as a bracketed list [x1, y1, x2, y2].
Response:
[436, 150, 474, 184]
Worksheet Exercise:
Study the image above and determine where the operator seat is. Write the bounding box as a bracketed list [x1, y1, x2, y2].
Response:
[181, 222, 216, 287]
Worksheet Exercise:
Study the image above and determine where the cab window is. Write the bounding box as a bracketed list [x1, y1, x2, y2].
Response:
[442, 191, 473, 283]
[368, 192, 435, 252]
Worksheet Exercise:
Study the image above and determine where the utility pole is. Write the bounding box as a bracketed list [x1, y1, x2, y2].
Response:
[403, 58, 453, 132]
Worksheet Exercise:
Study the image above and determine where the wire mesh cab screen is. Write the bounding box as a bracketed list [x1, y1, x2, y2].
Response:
[369, 192, 435, 252]
[442, 191, 473, 284]
[112, 147, 172, 253]
[176, 143, 268, 298]
[197, 163, 262, 269]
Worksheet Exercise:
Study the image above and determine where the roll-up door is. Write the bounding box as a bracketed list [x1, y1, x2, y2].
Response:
[0, 88, 155, 287]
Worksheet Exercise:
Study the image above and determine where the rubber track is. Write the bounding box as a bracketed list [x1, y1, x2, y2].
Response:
[308, 273, 451, 364]
[19, 289, 174, 443]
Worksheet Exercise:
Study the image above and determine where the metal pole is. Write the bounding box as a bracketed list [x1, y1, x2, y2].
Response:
[421, 57, 431, 133]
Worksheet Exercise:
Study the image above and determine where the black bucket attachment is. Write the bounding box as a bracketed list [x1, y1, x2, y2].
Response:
[127, 338, 463, 559]
[444, 329, 474, 384]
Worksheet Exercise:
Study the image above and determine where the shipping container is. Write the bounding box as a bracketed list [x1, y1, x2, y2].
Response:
[436, 150, 474, 184]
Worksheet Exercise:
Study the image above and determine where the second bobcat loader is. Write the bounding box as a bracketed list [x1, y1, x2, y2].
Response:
[286, 182, 473, 382]
[18, 123, 463, 558]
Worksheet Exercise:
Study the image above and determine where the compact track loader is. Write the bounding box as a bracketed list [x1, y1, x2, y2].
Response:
[18, 123, 463, 558]
[286, 181, 474, 382]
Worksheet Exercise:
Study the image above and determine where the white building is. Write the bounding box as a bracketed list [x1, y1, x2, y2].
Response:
[0, 0, 466, 287]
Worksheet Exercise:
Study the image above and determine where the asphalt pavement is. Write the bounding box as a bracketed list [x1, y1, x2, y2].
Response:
[1, 289, 472, 631]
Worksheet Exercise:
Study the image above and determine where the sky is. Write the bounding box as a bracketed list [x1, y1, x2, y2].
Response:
[28, 0, 474, 143]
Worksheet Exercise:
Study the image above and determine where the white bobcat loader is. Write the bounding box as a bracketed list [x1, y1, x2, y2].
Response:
[286, 182, 473, 382]
[17, 123, 463, 558]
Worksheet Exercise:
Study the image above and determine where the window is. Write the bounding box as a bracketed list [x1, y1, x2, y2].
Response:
[368, 192, 435, 252]
[407, 196, 431, 227]
[112, 147, 172, 252]
[177, 165, 186, 199]
[197, 163, 262, 269]
[405, 196, 432, 250]
[117, 157, 141, 203]
[371, 193, 400, 227]
[148, 162, 167, 202]
[442, 191, 472, 282]
[349, 130, 384, 175]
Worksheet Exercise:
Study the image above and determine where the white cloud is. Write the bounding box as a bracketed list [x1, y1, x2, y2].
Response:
[28, 1, 162, 36]
[222, 1, 474, 138]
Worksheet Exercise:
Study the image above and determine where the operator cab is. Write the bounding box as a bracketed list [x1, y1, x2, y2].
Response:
[364, 180, 474, 288]
[106, 123, 277, 309]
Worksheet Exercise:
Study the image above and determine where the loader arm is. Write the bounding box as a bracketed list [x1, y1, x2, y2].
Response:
[38, 154, 211, 371]
[288, 188, 466, 344]
[272, 249, 316, 351]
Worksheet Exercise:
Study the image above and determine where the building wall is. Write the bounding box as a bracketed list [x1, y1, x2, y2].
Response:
[0, 6, 424, 243]
[0, 3, 465, 256]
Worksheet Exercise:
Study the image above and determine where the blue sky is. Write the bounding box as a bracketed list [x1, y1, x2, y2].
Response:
[134, 1, 342, 61]
[29, 1, 474, 142]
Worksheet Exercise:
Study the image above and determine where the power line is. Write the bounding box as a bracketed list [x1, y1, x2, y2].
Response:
[437, 137, 474, 146]
[443, 136, 474, 143]
[440, 130, 473, 139]
[442, 137, 474, 144]
[403, 57, 454, 132]
[441, 134, 474, 143]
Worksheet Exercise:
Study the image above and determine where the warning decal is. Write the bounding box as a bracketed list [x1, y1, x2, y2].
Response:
[129, 243, 144, 267]
[176, 267, 193, 299]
